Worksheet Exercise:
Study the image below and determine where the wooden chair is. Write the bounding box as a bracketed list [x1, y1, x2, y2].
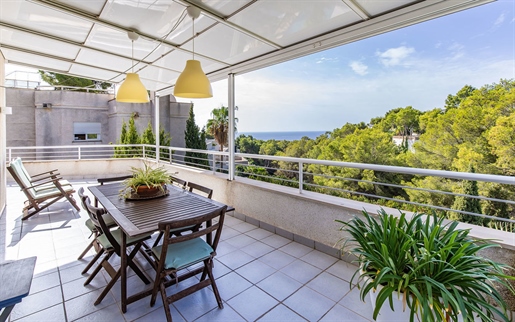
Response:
[187, 182, 213, 199]
[81, 194, 153, 305]
[77, 188, 117, 274]
[170, 175, 187, 188]
[151, 179, 206, 248]
[7, 157, 80, 220]
[150, 206, 227, 322]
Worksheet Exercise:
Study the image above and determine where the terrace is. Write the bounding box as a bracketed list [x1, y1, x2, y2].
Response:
[1, 146, 515, 321]
[1, 0, 514, 321]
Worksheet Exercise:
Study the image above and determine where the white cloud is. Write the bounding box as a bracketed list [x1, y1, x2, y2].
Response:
[447, 42, 465, 60]
[316, 57, 339, 64]
[494, 12, 505, 27]
[349, 61, 368, 75]
[376, 46, 415, 67]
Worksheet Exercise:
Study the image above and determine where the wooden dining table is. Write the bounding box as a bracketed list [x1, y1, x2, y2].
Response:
[88, 182, 232, 313]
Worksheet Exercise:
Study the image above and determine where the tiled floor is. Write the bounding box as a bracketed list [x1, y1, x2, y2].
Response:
[1, 180, 374, 322]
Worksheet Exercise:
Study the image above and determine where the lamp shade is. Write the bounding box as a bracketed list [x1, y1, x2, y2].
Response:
[174, 60, 213, 98]
[116, 73, 149, 103]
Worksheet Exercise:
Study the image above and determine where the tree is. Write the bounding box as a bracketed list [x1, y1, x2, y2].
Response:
[206, 106, 238, 151]
[184, 104, 209, 168]
[444, 85, 476, 110]
[39, 71, 112, 91]
[451, 166, 483, 225]
[141, 121, 156, 157]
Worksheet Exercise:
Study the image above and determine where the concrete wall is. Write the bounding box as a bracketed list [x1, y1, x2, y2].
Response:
[108, 98, 152, 144]
[6, 90, 188, 149]
[0, 55, 6, 218]
[35, 91, 110, 146]
[6, 88, 35, 147]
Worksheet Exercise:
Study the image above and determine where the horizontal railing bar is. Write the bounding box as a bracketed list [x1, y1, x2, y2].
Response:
[304, 182, 515, 224]
[236, 153, 515, 185]
[308, 172, 515, 205]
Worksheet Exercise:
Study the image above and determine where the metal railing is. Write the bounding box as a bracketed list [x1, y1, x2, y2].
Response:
[6, 144, 515, 227]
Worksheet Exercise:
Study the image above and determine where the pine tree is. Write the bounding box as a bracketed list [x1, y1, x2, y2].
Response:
[141, 121, 156, 158]
[452, 165, 483, 225]
[184, 104, 209, 168]
[114, 119, 128, 157]
[124, 115, 141, 157]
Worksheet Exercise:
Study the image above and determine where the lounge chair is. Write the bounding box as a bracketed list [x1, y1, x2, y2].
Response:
[7, 157, 80, 220]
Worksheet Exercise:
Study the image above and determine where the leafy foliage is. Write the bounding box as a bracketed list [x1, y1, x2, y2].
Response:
[114, 115, 171, 160]
[121, 162, 171, 197]
[184, 104, 209, 168]
[39, 71, 112, 91]
[206, 105, 238, 151]
[337, 209, 515, 322]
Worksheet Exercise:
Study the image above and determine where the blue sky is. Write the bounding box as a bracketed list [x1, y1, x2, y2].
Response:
[190, 0, 515, 133]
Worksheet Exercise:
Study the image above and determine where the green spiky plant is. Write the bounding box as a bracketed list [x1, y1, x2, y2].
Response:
[337, 209, 514, 322]
[121, 162, 171, 197]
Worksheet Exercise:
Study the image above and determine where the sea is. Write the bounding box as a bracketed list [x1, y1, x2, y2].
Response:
[237, 131, 326, 141]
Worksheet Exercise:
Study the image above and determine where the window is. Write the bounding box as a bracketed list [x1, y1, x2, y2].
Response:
[74, 122, 101, 141]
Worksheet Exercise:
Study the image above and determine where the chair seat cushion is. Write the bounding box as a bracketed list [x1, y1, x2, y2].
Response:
[34, 180, 72, 193]
[152, 238, 213, 271]
[85, 219, 97, 232]
[97, 229, 150, 250]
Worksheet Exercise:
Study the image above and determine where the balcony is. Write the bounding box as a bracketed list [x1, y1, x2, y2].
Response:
[2, 146, 515, 321]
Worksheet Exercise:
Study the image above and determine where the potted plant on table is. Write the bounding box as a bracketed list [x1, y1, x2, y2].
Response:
[121, 162, 171, 198]
[337, 209, 514, 322]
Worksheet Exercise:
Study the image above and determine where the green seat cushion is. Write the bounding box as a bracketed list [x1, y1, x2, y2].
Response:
[96, 229, 151, 250]
[103, 213, 116, 227]
[152, 238, 213, 271]
[85, 219, 97, 232]
[33, 180, 72, 193]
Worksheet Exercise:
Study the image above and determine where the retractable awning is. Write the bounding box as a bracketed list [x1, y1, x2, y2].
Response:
[0, 0, 494, 95]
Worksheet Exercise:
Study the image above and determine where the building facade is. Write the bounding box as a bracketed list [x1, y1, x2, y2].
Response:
[5, 88, 189, 150]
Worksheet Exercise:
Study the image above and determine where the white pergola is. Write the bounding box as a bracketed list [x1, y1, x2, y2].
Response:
[0, 0, 495, 205]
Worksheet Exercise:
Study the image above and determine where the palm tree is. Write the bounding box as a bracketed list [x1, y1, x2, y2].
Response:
[206, 106, 238, 151]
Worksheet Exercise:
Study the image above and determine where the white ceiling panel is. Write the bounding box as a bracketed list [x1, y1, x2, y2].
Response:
[183, 24, 276, 65]
[0, 0, 93, 43]
[137, 65, 180, 85]
[189, 0, 254, 17]
[139, 76, 172, 92]
[69, 64, 122, 82]
[85, 24, 157, 62]
[357, 0, 418, 16]
[2, 48, 72, 72]
[0, 27, 80, 59]
[51, 0, 107, 16]
[100, 0, 186, 42]
[230, 0, 361, 47]
[75, 48, 132, 73]
[0, 0, 494, 93]
[153, 49, 226, 73]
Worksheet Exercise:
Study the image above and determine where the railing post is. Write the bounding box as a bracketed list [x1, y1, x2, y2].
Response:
[299, 161, 303, 194]
[78, 147, 81, 160]
[143, 145, 146, 158]
[228, 73, 235, 181]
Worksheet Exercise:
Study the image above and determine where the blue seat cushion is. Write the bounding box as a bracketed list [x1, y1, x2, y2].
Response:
[152, 238, 213, 271]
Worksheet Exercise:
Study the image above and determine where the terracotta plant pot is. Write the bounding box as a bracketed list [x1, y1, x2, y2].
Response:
[135, 184, 163, 197]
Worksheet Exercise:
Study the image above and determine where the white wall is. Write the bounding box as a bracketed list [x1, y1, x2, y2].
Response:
[0, 54, 6, 218]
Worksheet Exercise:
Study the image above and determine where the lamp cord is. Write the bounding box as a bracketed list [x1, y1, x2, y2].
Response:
[192, 16, 195, 60]
[131, 40, 134, 73]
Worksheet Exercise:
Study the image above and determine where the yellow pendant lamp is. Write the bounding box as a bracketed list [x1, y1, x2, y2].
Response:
[174, 6, 212, 98]
[116, 31, 149, 103]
